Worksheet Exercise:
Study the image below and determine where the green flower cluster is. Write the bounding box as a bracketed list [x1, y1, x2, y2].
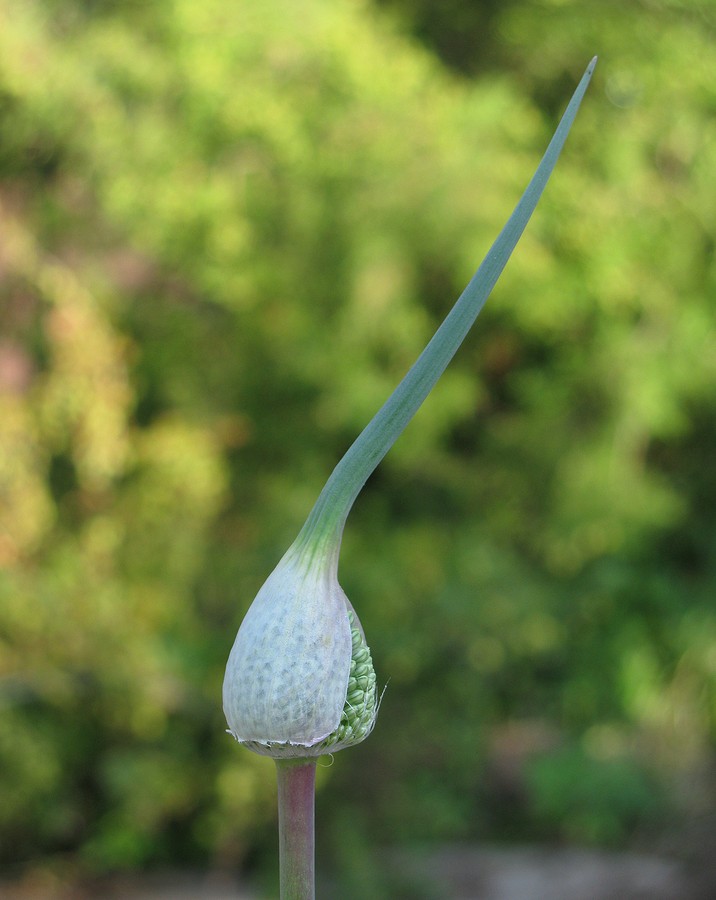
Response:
[321, 612, 378, 751]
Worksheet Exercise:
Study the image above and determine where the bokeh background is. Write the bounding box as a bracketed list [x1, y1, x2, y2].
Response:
[1, 0, 715, 896]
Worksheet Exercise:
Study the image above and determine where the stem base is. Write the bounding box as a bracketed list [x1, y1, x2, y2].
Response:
[275, 758, 317, 900]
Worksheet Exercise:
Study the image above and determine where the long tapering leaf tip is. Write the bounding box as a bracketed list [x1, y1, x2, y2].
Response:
[295, 58, 597, 547]
[574, 58, 597, 96]
[582, 58, 597, 89]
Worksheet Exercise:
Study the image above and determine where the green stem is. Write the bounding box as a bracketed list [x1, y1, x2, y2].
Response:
[275, 758, 317, 900]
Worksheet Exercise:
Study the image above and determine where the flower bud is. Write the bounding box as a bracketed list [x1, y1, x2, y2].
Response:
[222, 57, 595, 760]
[222, 541, 377, 758]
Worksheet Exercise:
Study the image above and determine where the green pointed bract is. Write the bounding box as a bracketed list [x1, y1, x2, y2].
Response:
[223, 59, 596, 759]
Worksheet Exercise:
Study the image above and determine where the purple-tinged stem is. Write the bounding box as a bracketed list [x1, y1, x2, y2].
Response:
[275, 758, 317, 900]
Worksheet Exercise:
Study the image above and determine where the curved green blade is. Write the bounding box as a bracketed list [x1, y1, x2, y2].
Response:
[298, 58, 597, 553]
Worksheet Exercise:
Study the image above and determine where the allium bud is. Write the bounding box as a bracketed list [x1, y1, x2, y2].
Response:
[223, 57, 596, 761]
[223, 539, 377, 758]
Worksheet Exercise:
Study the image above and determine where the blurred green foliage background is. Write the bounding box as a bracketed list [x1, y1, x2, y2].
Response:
[1, 0, 715, 894]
